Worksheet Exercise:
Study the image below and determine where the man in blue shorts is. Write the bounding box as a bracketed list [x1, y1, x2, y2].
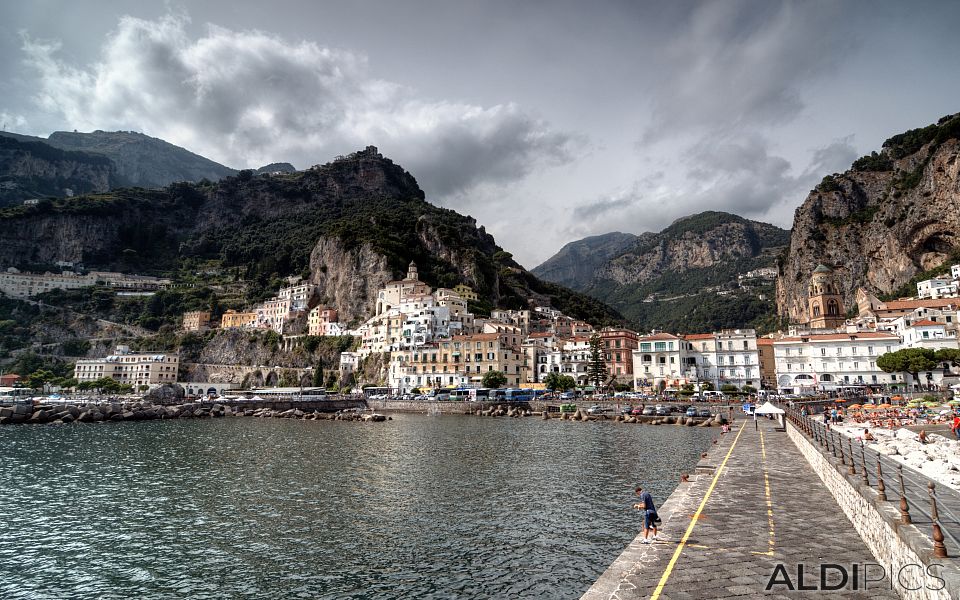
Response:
[634, 485, 659, 543]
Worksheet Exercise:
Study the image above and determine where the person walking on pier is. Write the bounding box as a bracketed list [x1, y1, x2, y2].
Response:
[634, 485, 659, 543]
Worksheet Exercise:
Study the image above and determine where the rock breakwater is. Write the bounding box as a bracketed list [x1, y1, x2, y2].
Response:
[0, 402, 388, 426]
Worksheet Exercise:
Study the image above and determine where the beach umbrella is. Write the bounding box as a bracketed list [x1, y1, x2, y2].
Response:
[948, 399, 960, 406]
[849, 404, 862, 409]
[892, 395, 904, 401]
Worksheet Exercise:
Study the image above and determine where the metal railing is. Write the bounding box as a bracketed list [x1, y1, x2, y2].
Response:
[786, 407, 958, 558]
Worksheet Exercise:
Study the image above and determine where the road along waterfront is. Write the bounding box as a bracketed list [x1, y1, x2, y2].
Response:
[0, 414, 713, 599]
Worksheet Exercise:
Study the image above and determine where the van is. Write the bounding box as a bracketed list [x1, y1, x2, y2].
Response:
[701, 390, 726, 400]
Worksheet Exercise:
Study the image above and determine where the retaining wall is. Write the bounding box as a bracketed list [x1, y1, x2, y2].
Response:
[788, 424, 960, 599]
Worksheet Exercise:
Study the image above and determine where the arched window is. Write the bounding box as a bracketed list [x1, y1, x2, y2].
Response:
[827, 300, 839, 316]
[812, 303, 821, 317]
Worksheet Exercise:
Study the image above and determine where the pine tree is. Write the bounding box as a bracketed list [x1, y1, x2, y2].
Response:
[587, 334, 608, 389]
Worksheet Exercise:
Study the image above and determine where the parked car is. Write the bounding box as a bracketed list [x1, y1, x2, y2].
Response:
[621, 406, 634, 415]
[642, 406, 656, 416]
[685, 406, 698, 417]
[697, 408, 713, 418]
[587, 405, 608, 415]
[655, 406, 671, 416]
[631, 407, 643, 415]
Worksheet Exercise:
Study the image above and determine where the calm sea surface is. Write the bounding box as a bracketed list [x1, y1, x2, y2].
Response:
[0, 414, 713, 599]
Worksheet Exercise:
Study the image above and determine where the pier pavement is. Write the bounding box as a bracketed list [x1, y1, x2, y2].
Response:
[582, 418, 900, 599]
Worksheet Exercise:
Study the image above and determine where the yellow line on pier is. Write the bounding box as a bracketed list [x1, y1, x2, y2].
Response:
[649, 424, 745, 600]
[759, 430, 775, 556]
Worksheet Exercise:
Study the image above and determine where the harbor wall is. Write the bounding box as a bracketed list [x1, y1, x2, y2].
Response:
[788, 423, 960, 600]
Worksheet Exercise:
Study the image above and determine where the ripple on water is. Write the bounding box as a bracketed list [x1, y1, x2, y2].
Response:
[0, 415, 712, 599]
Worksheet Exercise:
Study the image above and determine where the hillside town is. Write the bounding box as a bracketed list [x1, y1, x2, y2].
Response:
[4, 260, 960, 400]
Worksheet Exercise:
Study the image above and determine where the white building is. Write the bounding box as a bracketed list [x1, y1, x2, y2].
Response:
[278, 283, 314, 311]
[0, 268, 170, 299]
[917, 277, 958, 299]
[256, 297, 293, 333]
[633, 333, 685, 390]
[74, 345, 179, 389]
[773, 331, 901, 394]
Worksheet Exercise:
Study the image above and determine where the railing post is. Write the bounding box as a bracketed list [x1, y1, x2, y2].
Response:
[848, 438, 857, 475]
[839, 434, 847, 465]
[860, 441, 870, 486]
[876, 457, 887, 501]
[830, 430, 838, 458]
[898, 465, 912, 525]
[929, 482, 948, 558]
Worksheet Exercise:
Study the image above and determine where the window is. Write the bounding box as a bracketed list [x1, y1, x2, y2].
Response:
[868, 346, 873, 355]
[640, 343, 651, 351]
[821, 348, 826, 356]
[654, 342, 666, 351]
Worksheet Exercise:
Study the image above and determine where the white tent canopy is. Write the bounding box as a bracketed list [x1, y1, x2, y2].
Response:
[754, 401, 785, 415]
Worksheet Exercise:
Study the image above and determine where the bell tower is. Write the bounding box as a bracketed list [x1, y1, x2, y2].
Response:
[407, 261, 419, 281]
[808, 264, 844, 329]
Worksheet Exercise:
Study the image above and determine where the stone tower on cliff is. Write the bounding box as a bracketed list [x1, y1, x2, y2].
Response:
[807, 264, 844, 329]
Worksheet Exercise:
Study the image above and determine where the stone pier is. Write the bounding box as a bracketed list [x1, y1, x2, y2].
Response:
[580, 418, 960, 599]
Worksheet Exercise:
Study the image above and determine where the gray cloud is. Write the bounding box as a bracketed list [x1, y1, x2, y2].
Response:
[21, 13, 575, 200]
[642, 1, 853, 143]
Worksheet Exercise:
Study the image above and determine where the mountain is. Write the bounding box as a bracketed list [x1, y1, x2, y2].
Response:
[535, 211, 790, 332]
[255, 162, 297, 175]
[776, 112, 960, 323]
[531, 231, 638, 289]
[0, 146, 623, 327]
[42, 130, 237, 187]
[0, 136, 114, 207]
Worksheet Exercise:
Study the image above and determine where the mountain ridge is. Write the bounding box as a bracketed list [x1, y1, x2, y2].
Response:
[0, 145, 624, 328]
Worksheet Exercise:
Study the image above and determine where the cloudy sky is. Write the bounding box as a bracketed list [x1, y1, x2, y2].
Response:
[2, 1, 959, 267]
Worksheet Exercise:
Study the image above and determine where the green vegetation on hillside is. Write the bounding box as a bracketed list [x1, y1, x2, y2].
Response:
[39, 286, 228, 331]
[882, 113, 960, 159]
[851, 151, 894, 172]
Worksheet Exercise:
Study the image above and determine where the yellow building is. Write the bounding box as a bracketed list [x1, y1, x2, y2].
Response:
[452, 284, 479, 302]
[221, 309, 257, 329]
[182, 310, 211, 331]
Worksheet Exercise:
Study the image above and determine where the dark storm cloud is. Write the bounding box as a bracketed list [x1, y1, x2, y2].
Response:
[22, 13, 575, 198]
[643, 1, 853, 142]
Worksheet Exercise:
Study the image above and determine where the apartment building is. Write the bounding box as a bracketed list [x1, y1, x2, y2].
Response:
[74, 345, 179, 389]
[600, 328, 639, 383]
[221, 309, 257, 329]
[773, 331, 901, 394]
[182, 311, 211, 331]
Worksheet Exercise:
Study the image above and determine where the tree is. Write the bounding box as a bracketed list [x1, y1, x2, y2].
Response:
[482, 370, 507, 389]
[935, 348, 960, 368]
[720, 384, 739, 394]
[24, 369, 56, 390]
[877, 348, 939, 388]
[586, 333, 608, 389]
[558, 375, 577, 391]
[312, 362, 325, 387]
[544, 372, 576, 392]
[742, 385, 757, 394]
[700, 382, 715, 392]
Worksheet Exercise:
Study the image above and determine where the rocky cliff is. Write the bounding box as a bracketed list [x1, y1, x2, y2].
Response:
[776, 113, 960, 323]
[309, 237, 392, 323]
[531, 231, 638, 290]
[0, 137, 114, 207]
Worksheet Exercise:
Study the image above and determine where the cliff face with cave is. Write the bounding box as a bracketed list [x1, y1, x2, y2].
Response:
[776, 113, 960, 323]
